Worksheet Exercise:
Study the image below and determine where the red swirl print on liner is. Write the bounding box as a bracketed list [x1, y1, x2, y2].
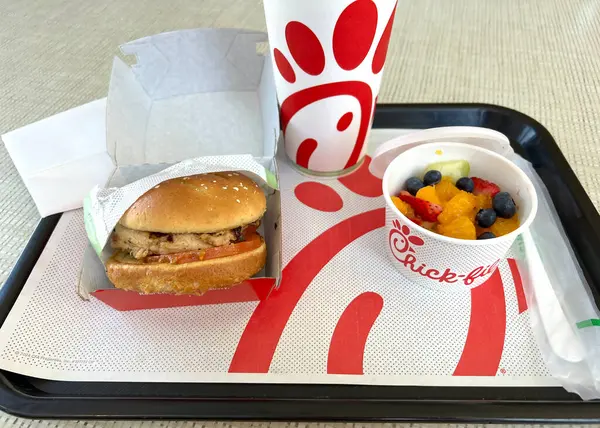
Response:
[294, 182, 343, 212]
[337, 155, 383, 197]
[453, 269, 506, 376]
[327, 292, 384, 375]
[507, 258, 527, 313]
[228, 208, 385, 373]
[229, 157, 511, 376]
[285, 22, 326, 76]
[332, 0, 379, 71]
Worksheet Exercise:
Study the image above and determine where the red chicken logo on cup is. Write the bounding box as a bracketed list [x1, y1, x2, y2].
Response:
[269, 0, 398, 173]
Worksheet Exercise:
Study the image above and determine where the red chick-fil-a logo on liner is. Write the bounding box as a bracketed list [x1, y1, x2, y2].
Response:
[388, 220, 500, 286]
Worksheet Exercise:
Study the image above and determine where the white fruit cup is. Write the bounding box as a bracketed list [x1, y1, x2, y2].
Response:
[380, 141, 538, 291]
[263, 0, 398, 176]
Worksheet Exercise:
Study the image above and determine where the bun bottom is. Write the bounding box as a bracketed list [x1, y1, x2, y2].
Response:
[106, 241, 267, 295]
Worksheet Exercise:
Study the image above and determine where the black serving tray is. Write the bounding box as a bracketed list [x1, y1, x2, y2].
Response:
[1, 103, 600, 423]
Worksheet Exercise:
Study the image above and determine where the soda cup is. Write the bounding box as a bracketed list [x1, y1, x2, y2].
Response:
[263, 0, 398, 176]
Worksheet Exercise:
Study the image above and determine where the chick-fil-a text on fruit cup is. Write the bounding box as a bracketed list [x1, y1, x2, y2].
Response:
[382, 142, 538, 291]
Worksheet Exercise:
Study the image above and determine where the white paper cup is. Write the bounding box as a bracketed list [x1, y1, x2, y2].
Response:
[382, 142, 538, 291]
[263, 0, 397, 176]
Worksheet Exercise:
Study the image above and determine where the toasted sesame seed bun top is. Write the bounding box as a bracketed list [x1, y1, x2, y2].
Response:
[118, 172, 266, 234]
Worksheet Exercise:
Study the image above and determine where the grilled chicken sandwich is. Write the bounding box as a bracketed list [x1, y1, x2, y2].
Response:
[106, 172, 267, 295]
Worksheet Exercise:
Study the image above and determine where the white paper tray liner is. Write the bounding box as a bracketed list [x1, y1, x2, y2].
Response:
[0, 130, 556, 386]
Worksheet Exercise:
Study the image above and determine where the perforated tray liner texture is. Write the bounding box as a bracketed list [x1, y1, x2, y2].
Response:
[0, 153, 554, 386]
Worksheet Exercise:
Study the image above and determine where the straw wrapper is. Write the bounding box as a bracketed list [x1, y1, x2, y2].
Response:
[511, 155, 600, 400]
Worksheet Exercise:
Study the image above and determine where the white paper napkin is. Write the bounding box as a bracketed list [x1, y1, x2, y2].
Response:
[2, 98, 115, 217]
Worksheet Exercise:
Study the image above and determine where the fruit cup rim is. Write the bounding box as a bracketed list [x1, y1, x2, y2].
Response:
[382, 142, 539, 246]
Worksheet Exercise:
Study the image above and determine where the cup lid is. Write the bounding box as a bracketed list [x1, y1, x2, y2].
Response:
[369, 126, 514, 178]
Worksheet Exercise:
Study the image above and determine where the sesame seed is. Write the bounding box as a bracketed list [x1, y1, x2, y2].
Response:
[227, 173, 233, 177]
[236, 199, 240, 203]
[212, 180, 217, 183]
[154, 185, 160, 189]
[233, 187, 239, 191]
[183, 177, 190, 180]
[233, 172, 239, 176]
[222, 186, 228, 189]
[243, 186, 248, 190]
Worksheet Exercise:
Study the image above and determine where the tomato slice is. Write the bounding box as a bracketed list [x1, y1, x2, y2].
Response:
[243, 225, 257, 236]
[145, 229, 262, 265]
[203, 231, 261, 261]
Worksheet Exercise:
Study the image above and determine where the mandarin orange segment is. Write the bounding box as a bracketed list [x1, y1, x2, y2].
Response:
[437, 216, 477, 240]
[467, 208, 478, 224]
[475, 193, 493, 211]
[490, 214, 520, 237]
[415, 185, 442, 205]
[468, 194, 493, 227]
[437, 191, 477, 224]
[391, 196, 415, 218]
[435, 178, 461, 204]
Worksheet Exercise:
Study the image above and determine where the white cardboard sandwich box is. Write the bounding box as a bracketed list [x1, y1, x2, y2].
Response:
[77, 28, 282, 311]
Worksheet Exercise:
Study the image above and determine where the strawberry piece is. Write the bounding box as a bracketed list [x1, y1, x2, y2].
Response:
[408, 216, 423, 226]
[471, 177, 500, 197]
[399, 191, 443, 222]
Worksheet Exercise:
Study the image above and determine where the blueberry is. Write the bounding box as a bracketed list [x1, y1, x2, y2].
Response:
[476, 208, 497, 228]
[493, 191, 517, 218]
[477, 232, 496, 240]
[405, 177, 425, 196]
[456, 177, 474, 193]
[423, 170, 442, 186]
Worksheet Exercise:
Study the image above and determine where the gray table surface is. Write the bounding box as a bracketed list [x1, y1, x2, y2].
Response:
[1, 0, 600, 426]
